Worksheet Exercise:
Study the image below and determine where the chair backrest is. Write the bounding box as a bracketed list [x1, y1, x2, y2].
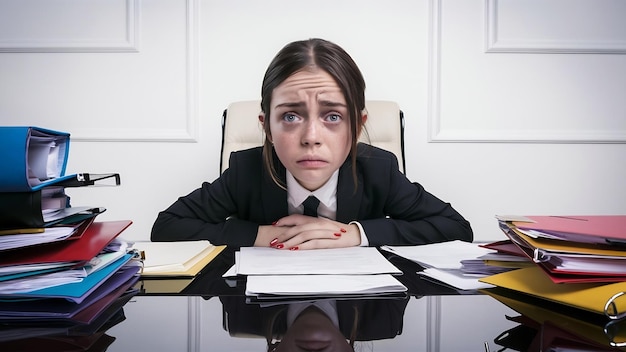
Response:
[220, 100, 405, 174]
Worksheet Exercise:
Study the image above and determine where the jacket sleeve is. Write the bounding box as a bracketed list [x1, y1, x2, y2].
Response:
[357, 149, 473, 246]
[150, 153, 261, 248]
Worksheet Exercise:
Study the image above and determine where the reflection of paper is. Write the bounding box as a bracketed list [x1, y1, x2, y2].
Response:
[246, 274, 407, 296]
[222, 264, 237, 278]
[237, 247, 402, 275]
[381, 240, 494, 269]
[419, 268, 493, 290]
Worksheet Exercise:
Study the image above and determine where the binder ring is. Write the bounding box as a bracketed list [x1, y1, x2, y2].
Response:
[604, 319, 626, 347]
[604, 291, 626, 320]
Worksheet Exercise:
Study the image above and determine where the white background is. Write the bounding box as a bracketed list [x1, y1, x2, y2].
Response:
[1, 0, 624, 242]
[1, 1, 625, 349]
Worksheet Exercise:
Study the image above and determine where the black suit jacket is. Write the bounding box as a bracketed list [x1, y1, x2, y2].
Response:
[151, 144, 472, 247]
[220, 295, 410, 342]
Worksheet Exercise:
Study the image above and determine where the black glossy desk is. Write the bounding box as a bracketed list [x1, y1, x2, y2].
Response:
[7, 250, 626, 352]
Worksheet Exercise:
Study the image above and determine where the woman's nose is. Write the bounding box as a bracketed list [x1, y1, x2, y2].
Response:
[301, 118, 321, 145]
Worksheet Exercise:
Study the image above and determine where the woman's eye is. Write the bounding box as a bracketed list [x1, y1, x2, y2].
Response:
[282, 113, 298, 122]
[326, 114, 341, 122]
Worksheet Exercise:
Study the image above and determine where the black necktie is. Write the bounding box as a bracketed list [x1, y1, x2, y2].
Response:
[302, 196, 320, 217]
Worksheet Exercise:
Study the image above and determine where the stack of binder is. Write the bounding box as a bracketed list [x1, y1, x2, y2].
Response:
[494, 215, 626, 284]
[479, 215, 626, 348]
[0, 126, 140, 348]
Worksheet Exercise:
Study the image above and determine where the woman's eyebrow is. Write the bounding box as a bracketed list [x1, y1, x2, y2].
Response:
[318, 100, 347, 108]
[273, 100, 346, 109]
[274, 101, 305, 109]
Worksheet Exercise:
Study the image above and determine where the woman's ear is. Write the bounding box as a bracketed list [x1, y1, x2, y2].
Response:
[259, 113, 272, 143]
[358, 113, 368, 136]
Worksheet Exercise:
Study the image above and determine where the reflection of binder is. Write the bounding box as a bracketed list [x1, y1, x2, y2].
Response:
[485, 289, 626, 350]
[480, 266, 626, 319]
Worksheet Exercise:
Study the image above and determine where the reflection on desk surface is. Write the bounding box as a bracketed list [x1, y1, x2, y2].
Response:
[2, 249, 625, 351]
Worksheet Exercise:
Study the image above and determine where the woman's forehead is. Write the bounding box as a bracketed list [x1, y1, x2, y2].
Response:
[272, 70, 345, 106]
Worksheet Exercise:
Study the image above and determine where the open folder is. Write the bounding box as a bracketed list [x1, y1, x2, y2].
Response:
[512, 215, 626, 246]
[0, 220, 132, 267]
[132, 241, 226, 277]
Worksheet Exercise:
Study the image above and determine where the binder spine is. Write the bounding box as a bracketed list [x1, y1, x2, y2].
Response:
[0, 191, 44, 230]
[0, 127, 30, 191]
[0, 126, 70, 192]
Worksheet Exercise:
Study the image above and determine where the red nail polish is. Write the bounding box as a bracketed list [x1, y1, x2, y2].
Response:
[272, 221, 277, 225]
[290, 246, 299, 251]
[270, 238, 278, 246]
[276, 243, 284, 249]
[334, 233, 342, 237]
[340, 228, 347, 233]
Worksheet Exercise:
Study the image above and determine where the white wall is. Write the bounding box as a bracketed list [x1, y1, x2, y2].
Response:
[1, 0, 625, 242]
[2, 1, 625, 351]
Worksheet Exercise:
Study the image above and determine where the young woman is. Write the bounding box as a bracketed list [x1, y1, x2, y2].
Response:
[151, 38, 473, 249]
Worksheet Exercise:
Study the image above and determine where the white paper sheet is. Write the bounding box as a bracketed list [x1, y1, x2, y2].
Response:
[381, 240, 495, 269]
[419, 268, 494, 291]
[246, 274, 407, 296]
[236, 247, 402, 276]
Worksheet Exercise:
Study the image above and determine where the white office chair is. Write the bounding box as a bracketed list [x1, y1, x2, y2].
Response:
[219, 100, 405, 174]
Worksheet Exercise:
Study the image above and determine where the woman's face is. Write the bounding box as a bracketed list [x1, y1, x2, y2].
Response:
[262, 67, 352, 191]
[275, 306, 352, 352]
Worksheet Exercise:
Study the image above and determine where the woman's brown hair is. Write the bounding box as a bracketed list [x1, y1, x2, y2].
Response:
[260, 38, 366, 189]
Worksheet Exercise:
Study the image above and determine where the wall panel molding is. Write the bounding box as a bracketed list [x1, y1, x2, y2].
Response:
[484, 0, 626, 54]
[72, 0, 199, 142]
[0, 0, 140, 53]
[427, 0, 626, 143]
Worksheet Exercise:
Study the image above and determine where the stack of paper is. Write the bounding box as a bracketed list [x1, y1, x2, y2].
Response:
[0, 221, 137, 302]
[381, 240, 504, 291]
[228, 247, 406, 302]
[0, 221, 140, 344]
[132, 240, 226, 277]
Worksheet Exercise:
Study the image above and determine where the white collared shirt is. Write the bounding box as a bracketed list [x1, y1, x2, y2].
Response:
[287, 300, 339, 328]
[286, 170, 369, 246]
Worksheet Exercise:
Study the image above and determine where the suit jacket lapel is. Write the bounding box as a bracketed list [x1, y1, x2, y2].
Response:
[261, 151, 288, 222]
[336, 161, 363, 223]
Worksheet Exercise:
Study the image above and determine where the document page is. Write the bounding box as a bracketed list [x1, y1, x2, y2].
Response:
[381, 240, 494, 269]
[237, 247, 402, 275]
[246, 274, 407, 296]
